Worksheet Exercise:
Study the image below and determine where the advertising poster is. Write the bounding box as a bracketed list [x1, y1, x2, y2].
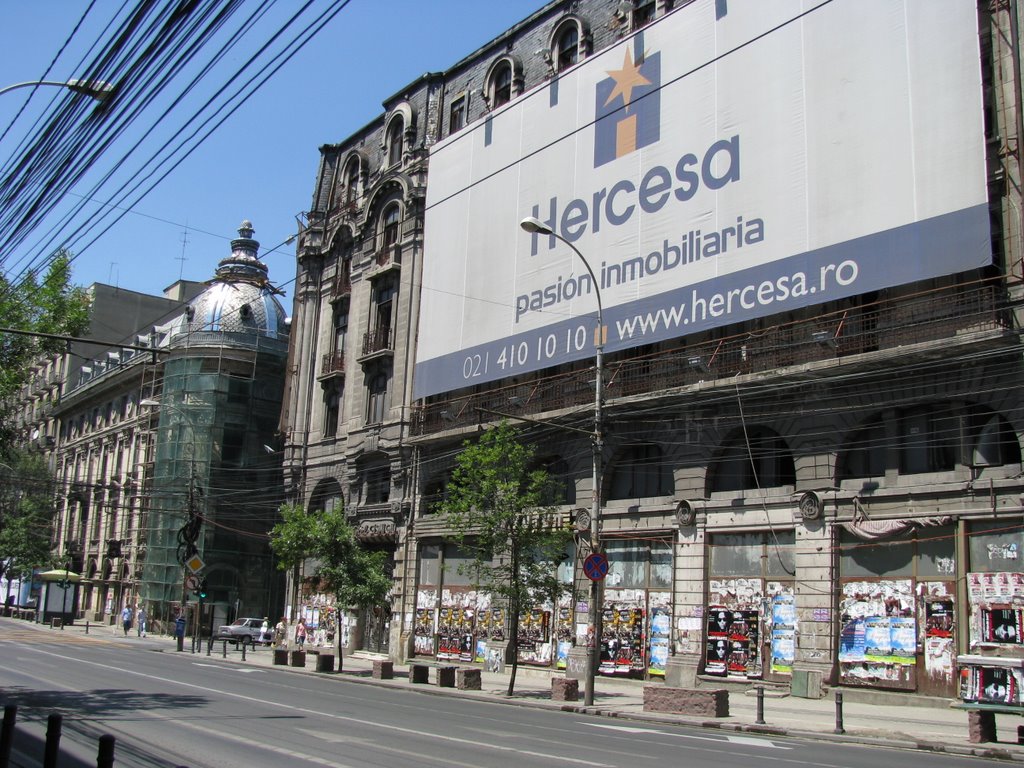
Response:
[414, 608, 435, 656]
[517, 608, 550, 665]
[889, 617, 916, 665]
[770, 593, 796, 674]
[839, 618, 866, 662]
[601, 606, 645, 675]
[705, 637, 728, 676]
[982, 607, 1024, 644]
[648, 605, 670, 677]
[864, 616, 892, 663]
[555, 606, 573, 670]
[925, 599, 954, 637]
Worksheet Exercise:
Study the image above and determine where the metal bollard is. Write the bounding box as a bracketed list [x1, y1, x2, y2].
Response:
[206, 638, 212, 657]
[834, 691, 845, 734]
[43, 713, 62, 768]
[96, 734, 115, 768]
[755, 686, 765, 725]
[241, 642, 247, 661]
[0, 705, 17, 768]
[84, 621, 89, 634]
[221, 640, 227, 658]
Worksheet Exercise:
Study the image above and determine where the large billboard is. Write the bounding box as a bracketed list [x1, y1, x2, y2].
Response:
[414, 0, 989, 400]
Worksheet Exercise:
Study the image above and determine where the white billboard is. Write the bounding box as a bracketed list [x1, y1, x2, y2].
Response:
[414, 0, 989, 400]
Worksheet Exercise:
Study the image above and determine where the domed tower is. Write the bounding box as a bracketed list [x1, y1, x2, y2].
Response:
[143, 221, 290, 621]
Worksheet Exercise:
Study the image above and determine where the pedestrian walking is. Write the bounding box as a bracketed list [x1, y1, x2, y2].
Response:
[295, 618, 307, 648]
[259, 617, 270, 644]
[120, 605, 132, 636]
[136, 606, 147, 637]
[273, 617, 287, 648]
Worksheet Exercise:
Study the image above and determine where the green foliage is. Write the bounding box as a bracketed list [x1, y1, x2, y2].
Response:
[0, 250, 91, 448]
[439, 421, 575, 694]
[270, 502, 391, 620]
[0, 452, 58, 582]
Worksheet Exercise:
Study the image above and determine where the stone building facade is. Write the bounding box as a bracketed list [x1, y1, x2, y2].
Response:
[287, 0, 1024, 700]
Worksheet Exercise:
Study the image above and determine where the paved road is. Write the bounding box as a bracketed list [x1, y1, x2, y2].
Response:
[0, 621, 1011, 768]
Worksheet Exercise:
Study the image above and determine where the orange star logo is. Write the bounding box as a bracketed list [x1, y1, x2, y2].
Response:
[604, 49, 651, 108]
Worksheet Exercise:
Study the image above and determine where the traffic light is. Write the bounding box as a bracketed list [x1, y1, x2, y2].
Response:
[197, 578, 208, 599]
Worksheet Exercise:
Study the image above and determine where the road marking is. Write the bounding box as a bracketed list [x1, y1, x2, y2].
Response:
[19, 646, 616, 767]
[582, 722, 791, 750]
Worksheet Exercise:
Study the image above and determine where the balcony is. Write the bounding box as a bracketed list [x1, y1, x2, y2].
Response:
[361, 326, 394, 358]
[318, 352, 346, 381]
[412, 281, 1010, 436]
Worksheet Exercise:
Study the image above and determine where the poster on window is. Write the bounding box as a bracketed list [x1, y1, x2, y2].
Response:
[925, 599, 954, 638]
[982, 608, 1024, 644]
[414, 608, 435, 656]
[770, 593, 796, 674]
[961, 665, 1022, 705]
[839, 618, 867, 663]
[601, 606, 645, 675]
[517, 608, 551, 665]
[705, 637, 729, 676]
[648, 604, 671, 677]
[889, 617, 916, 665]
[555, 606, 573, 670]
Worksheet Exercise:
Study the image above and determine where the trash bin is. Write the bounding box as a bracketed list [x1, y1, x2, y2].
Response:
[273, 649, 289, 665]
[316, 653, 335, 673]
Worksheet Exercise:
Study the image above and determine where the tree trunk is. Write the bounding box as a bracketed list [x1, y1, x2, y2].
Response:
[506, 598, 519, 696]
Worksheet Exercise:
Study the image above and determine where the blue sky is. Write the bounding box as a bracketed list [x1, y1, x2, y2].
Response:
[0, 0, 543, 301]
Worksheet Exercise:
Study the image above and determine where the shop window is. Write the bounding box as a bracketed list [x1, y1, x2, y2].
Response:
[386, 116, 404, 166]
[419, 543, 440, 584]
[449, 95, 466, 135]
[710, 427, 795, 493]
[442, 542, 474, 586]
[710, 532, 796, 578]
[899, 405, 956, 474]
[608, 444, 672, 499]
[554, 23, 579, 71]
[837, 416, 888, 480]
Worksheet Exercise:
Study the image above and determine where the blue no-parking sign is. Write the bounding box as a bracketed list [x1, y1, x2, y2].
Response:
[583, 552, 609, 581]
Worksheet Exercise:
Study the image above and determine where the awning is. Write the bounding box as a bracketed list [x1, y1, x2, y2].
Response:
[38, 569, 82, 584]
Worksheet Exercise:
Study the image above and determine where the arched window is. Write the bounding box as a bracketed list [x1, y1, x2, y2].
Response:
[609, 444, 672, 500]
[971, 411, 1021, 468]
[710, 427, 795, 493]
[386, 117, 404, 166]
[555, 24, 579, 71]
[490, 61, 513, 107]
[343, 157, 360, 204]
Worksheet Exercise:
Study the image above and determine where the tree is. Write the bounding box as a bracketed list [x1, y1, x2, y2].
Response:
[0, 452, 59, 601]
[269, 503, 391, 664]
[439, 421, 575, 696]
[0, 250, 90, 448]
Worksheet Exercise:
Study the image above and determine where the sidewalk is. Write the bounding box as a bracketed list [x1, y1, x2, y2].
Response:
[16, 617, 1024, 762]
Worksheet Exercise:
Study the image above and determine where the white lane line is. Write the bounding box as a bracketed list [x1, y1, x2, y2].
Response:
[19, 645, 616, 768]
[582, 722, 792, 750]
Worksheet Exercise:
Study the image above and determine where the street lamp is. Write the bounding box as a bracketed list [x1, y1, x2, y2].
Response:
[520, 216, 605, 706]
[0, 79, 115, 102]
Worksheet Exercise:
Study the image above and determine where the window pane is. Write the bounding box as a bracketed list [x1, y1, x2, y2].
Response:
[606, 540, 645, 587]
[419, 544, 439, 585]
[917, 525, 956, 577]
[839, 530, 914, 577]
[710, 533, 762, 576]
[969, 519, 1024, 573]
[765, 530, 796, 577]
[443, 543, 474, 586]
[650, 540, 672, 587]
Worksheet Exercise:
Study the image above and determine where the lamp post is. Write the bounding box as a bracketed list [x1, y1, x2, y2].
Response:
[0, 79, 115, 102]
[520, 216, 604, 706]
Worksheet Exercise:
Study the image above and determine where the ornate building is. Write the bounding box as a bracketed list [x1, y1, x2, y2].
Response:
[286, 0, 1024, 702]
